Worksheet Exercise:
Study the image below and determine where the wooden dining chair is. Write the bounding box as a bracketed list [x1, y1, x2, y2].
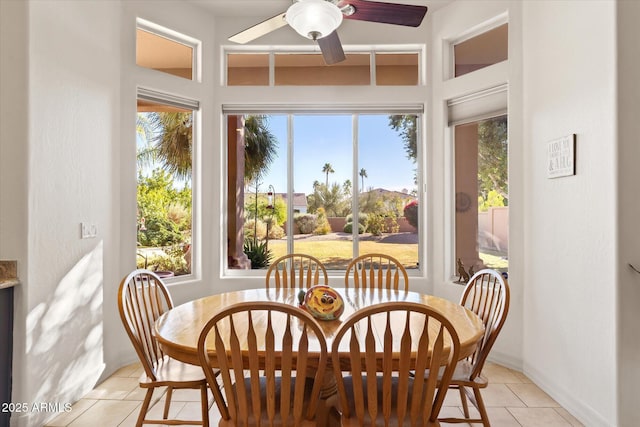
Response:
[331, 302, 460, 427]
[438, 269, 510, 426]
[118, 269, 211, 427]
[197, 301, 327, 426]
[265, 253, 328, 290]
[344, 253, 409, 291]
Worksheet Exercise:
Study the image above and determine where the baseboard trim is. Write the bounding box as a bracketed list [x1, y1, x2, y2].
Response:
[486, 350, 523, 372]
[523, 361, 613, 427]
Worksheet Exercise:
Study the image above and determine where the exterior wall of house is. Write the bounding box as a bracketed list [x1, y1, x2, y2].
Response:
[522, 1, 617, 425]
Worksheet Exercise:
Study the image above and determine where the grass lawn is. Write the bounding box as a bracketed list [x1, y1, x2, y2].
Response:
[265, 235, 508, 271]
[267, 239, 419, 270]
[479, 250, 509, 272]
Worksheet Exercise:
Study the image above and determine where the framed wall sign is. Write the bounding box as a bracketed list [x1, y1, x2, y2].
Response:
[547, 134, 576, 178]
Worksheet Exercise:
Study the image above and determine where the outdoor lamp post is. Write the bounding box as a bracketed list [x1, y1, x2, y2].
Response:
[266, 185, 275, 250]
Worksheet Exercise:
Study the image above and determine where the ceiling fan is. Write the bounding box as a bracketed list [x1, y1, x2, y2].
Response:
[228, 0, 428, 65]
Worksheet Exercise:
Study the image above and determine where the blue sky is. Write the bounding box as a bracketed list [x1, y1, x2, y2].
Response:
[254, 114, 416, 196]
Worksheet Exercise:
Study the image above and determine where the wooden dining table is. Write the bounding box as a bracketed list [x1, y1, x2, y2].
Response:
[155, 287, 485, 426]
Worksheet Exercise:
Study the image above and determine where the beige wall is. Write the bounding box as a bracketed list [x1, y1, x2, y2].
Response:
[522, 0, 617, 424]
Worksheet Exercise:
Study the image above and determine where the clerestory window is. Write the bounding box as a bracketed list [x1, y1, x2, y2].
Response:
[226, 50, 423, 86]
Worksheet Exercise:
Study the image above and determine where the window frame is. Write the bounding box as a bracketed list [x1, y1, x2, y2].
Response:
[444, 13, 508, 81]
[222, 106, 426, 278]
[223, 45, 426, 87]
[445, 99, 508, 283]
[134, 18, 203, 284]
[135, 90, 201, 283]
[137, 17, 202, 82]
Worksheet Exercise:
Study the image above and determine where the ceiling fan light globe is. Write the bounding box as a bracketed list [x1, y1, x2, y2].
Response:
[286, 0, 343, 40]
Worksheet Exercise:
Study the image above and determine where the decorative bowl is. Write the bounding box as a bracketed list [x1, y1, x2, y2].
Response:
[303, 285, 344, 321]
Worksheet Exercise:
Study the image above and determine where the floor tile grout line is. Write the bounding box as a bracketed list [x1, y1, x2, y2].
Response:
[50, 361, 583, 427]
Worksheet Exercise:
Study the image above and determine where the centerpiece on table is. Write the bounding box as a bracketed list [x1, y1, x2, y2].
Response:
[298, 285, 344, 321]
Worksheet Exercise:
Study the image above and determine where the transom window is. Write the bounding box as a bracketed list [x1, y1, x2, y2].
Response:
[136, 19, 200, 81]
[453, 23, 508, 78]
[226, 49, 423, 86]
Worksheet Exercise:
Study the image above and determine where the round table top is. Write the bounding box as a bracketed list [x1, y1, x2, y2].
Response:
[155, 287, 484, 366]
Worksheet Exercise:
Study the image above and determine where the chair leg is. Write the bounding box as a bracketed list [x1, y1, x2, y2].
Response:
[459, 386, 470, 418]
[137, 388, 154, 427]
[163, 386, 173, 419]
[472, 386, 490, 427]
[200, 384, 210, 427]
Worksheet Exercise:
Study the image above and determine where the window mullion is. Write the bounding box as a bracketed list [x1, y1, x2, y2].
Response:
[286, 114, 294, 255]
[352, 114, 360, 258]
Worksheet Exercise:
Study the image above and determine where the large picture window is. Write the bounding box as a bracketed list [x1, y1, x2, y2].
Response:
[226, 112, 422, 272]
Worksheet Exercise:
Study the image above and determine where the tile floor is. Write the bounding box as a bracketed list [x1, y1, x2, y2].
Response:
[46, 361, 584, 427]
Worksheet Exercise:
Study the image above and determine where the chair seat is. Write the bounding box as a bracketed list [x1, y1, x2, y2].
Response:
[449, 360, 488, 388]
[139, 356, 208, 388]
[218, 375, 317, 427]
[416, 360, 488, 388]
[338, 376, 439, 427]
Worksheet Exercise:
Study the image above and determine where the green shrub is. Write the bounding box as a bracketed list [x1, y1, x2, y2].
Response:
[344, 222, 365, 234]
[138, 245, 189, 276]
[345, 212, 369, 228]
[267, 221, 285, 239]
[244, 218, 268, 241]
[314, 207, 331, 235]
[294, 214, 317, 234]
[137, 215, 184, 247]
[366, 213, 386, 236]
[243, 238, 273, 269]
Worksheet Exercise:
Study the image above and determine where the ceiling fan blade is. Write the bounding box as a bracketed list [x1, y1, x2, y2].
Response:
[317, 30, 346, 65]
[340, 0, 428, 27]
[228, 12, 287, 44]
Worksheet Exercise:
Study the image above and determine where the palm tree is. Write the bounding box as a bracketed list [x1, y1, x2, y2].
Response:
[137, 112, 193, 181]
[243, 115, 278, 184]
[322, 163, 335, 187]
[137, 113, 278, 185]
[359, 168, 368, 192]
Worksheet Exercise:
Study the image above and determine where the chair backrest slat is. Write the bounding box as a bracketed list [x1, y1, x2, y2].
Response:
[332, 302, 460, 426]
[198, 301, 327, 425]
[118, 269, 173, 381]
[266, 254, 328, 291]
[461, 269, 510, 379]
[345, 253, 409, 291]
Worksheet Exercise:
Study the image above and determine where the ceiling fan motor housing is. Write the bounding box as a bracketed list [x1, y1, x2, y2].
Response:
[286, 0, 344, 40]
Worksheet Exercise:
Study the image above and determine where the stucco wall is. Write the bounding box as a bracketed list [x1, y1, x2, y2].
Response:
[429, 0, 524, 374]
[522, 1, 617, 425]
[1, 1, 121, 425]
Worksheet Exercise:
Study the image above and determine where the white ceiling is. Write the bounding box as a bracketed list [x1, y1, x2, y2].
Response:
[187, 0, 453, 17]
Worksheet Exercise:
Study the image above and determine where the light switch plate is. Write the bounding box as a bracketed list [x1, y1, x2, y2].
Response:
[81, 222, 97, 239]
